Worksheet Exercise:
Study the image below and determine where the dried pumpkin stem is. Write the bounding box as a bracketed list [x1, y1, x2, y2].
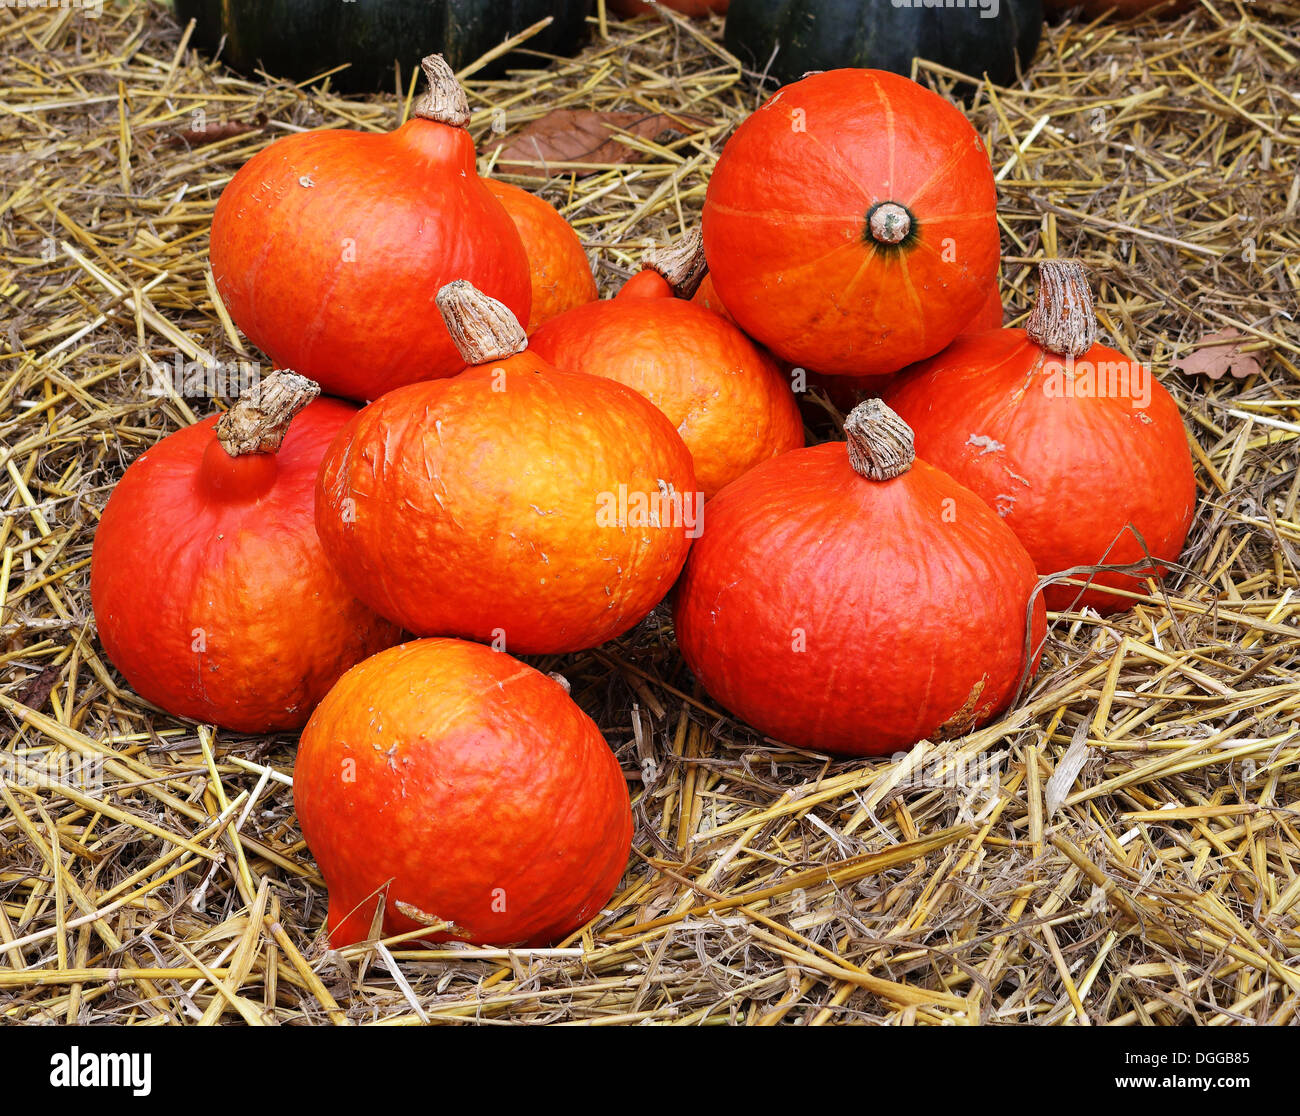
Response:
[411, 54, 471, 129]
[844, 399, 915, 481]
[642, 227, 707, 299]
[436, 280, 529, 364]
[216, 370, 319, 457]
[1026, 259, 1098, 358]
[866, 202, 912, 246]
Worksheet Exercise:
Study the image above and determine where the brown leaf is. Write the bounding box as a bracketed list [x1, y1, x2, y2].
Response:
[163, 113, 268, 149]
[487, 109, 708, 177]
[1171, 327, 1264, 381]
[15, 665, 61, 712]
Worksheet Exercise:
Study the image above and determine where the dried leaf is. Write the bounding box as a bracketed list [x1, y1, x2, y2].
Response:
[163, 113, 268, 149]
[1171, 327, 1264, 380]
[14, 665, 61, 712]
[488, 109, 707, 176]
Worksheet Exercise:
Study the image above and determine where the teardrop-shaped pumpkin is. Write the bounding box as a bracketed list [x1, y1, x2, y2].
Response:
[674, 400, 1044, 756]
[702, 68, 1000, 376]
[529, 230, 804, 498]
[91, 374, 400, 732]
[295, 638, 632, 948]
[316, 282, 698, 654]
[884, 260, 1196, 613]
[209, 55, 530, 402]
[484, 179, 597, 331]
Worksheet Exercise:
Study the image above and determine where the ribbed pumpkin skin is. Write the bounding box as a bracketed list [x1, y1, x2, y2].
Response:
[528, 291, 804, 498]
[316, 358, 697, 653]
[90, 401, 400, 732]
[673, 443, 1045, 755]
[484, 179, 597, 332]
[723, 0, 1042, 90]
[210, 121, 530, 402]
[702, 69, 1000, 376]
[884, 329, 1196, 612]
[779, 277, 1005, 413]
[295, 639, 633, 948]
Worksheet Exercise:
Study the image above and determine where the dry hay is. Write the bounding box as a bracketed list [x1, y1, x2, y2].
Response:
[1, 0, 1298, 1025]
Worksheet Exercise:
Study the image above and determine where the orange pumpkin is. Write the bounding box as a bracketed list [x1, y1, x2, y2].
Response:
[209, 56, 530, 402]
[703, 68, 1000, 376]
[885, 260, 1196, 612]
[90, 373, 399, 732]
[691, 272, 739, 326]
[295, 638, 632, 947]
[484, 179, 597, 331]
[674, 400, 1044, 755]
[316, 282, 698, 654]
[529, 231, 803, 498]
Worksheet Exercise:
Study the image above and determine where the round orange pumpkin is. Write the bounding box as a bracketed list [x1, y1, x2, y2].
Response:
[316, 282, 698, 654]
[209, 55, 530, 402]
[801, 275, 1004, 412]
[529, 231, 803, 498]
[484, 179, 597, 331]
[673, 400, 1045, 755]
[702, 68, 1000, 376]
[885, 260, 1197, 614]
[295, 638, 633, 948]
[90, 373, 400, 732]
[691, 272, 739, 326]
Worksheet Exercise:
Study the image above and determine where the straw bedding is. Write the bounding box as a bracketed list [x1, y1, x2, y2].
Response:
[0, 0, 1297, 1024]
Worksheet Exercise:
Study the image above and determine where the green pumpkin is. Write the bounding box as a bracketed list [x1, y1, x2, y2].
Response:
[723, 0, 1042, 90]
[173, 0, 590, 92]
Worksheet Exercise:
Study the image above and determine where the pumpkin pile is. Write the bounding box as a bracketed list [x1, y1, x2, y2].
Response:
[90, 53, 1197, 949]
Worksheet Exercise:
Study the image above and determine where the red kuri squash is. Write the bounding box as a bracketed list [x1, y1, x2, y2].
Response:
[316, 282, 698, 654]
[91, 373, 400, 732]
[702, 68, 1000, 376]
[691, 272, 739, 326]
[295, 638, 632, 947]
[529, 230, 804, 498]
[673, 400, 1045, 755]
[885, 259, 1197, 613]
[484, 179, 597, 331]
[209, 55, 530, 402]
[801, 274, 1005, 412]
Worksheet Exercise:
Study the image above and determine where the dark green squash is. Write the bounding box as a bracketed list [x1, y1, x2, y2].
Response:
[173, 0, 590, 92]
[724, 0, 1042, 91]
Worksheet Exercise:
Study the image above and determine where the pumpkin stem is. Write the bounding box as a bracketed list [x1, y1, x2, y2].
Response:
[866, 202, 912, 247]
[1026, 259, 1097, 358]
[844, 399, 915, 481]
[642, 227, 708, 299]
[437, 281, 529, 365]
[411, 54, 471, 129]
[216, 370, 319, 457]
